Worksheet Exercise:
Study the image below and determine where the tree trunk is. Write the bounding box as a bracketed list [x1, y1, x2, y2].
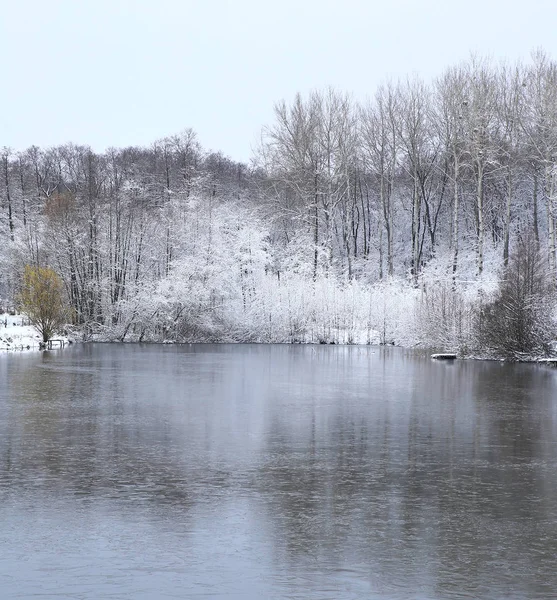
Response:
[313, 173, 319, 280]
[3, 154, 14, 241]
[476, 160, 484, 276]
[545, 164, 556, 281]
[451, 154, 459, 285]
[503, 168, 512, 267]
[533, 167, 540, 249]
[411, 168, 420, 284]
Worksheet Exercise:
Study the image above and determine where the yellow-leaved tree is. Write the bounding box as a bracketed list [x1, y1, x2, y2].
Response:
[18, 265, 69, 343]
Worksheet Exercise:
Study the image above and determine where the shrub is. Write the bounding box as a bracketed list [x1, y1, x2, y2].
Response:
[18, 265, 69, 343]
[475, 235, 556, 358]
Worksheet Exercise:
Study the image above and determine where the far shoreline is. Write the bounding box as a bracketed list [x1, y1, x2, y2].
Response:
[4, 334, 556, 367]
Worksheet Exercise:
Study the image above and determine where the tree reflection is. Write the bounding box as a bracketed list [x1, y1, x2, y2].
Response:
[253, 355, 557, 597]
[1, 345, 557, 598]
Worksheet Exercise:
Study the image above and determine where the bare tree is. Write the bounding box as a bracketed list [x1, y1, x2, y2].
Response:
[520, 50, 557, 284]
[360, 83, 400, 278]
[476, 232, 555, 358]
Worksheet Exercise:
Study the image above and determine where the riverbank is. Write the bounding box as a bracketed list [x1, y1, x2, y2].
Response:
[0, 313, 70, 351]
[3, 312, 556, 365]
[0, 313, 41, 351]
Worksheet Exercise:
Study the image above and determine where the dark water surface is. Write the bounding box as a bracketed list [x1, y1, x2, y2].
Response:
[1, 344, 557, 599]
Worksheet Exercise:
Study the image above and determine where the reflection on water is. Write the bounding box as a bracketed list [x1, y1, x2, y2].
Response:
[1, 344, 556, 599]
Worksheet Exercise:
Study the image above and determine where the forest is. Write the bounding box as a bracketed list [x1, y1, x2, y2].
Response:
[1, 52, 557, 357]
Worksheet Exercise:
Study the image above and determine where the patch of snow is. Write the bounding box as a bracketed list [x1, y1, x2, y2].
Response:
[0, 313, 69, 352]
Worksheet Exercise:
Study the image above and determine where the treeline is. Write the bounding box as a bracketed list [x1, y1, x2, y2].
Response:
[258, 50, 557, 283]
[1, 52, 556, 353]
[0, 129, 249, 324]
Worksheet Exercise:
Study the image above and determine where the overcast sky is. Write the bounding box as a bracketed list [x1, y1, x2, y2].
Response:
[2, 0, 557, 163]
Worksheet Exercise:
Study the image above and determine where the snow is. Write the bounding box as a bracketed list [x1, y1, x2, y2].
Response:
[0, 313, 41, 351]
[0, 313, 69, 352]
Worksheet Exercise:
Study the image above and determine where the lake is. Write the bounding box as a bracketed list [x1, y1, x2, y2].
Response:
[1, 344, 556, 599]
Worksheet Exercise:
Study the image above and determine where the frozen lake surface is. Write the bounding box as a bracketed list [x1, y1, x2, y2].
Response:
[1, 344, 557, 599]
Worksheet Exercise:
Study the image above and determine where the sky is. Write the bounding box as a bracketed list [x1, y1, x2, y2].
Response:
[1, 0, 557, 163]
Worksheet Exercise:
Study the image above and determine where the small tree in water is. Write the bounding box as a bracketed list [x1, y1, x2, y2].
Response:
[19, 265, 69, 343]
[476, 234, 556, 359]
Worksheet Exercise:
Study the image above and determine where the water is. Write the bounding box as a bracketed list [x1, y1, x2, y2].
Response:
[1, 344, 556, 599]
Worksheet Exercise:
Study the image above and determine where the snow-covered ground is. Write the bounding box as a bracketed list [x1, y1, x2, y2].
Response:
[0, 313, 42, 351]
[0, 313, 69, 352]
[1, 314, 379, 349]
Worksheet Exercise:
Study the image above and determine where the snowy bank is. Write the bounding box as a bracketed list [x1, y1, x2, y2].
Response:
[0, 313, 70, 352]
